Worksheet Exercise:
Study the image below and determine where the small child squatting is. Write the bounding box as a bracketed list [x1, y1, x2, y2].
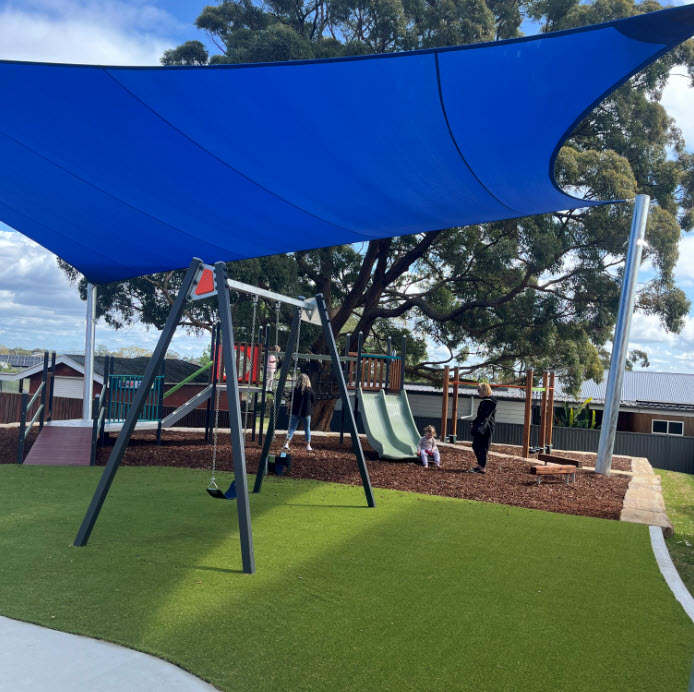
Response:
[417, 426, 440, 468]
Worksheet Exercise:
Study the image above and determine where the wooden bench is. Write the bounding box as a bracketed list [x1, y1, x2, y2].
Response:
[531, 465, 577, 485]
[537, 453, 582, 469]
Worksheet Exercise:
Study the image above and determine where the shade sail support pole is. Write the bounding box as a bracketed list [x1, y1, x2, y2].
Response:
[82, 282, 97, 420]
[595, 194, 650, 476]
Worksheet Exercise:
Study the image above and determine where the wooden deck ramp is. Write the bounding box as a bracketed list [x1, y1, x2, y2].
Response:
[23, 426, 93, 466]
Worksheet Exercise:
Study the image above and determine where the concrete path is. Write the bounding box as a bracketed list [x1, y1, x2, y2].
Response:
[618, 457, 674, 536]
[0, 616, 218, 692]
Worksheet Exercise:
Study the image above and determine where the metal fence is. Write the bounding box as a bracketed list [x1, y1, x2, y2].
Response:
[434, 417, 694, 474]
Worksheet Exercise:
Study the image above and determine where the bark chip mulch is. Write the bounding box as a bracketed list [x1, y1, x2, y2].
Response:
[1, 427, 631, 521]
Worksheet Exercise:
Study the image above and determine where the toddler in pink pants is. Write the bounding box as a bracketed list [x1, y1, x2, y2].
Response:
[417, 426, 441, 468]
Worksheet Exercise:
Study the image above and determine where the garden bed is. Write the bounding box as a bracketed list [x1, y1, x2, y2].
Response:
[1, 427, 631, 520]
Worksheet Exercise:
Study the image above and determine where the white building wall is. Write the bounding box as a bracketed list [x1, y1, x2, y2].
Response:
[53, 376, 86, 399]
[335, 391, 527, 425]
[407, 393, 526, 425]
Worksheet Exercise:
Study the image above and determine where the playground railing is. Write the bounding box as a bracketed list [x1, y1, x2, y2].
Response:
[16, 352, 49, 464]
[90, 392, 107, 465]
[163, 361, 212, 401]
[347, 353, 402, 391]
[107, 375, 164, 422]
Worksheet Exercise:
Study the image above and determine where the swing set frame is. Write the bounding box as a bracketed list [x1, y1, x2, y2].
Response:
[73, 259, 375, 575]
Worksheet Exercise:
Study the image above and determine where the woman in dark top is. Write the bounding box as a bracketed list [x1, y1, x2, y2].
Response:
[469, 382, 496, 474]
[283, 373, 315, 451]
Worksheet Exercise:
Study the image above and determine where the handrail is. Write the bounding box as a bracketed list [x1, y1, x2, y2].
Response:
[26, 380, 44, 412]
[451, 380, 550, 392]
[16, 355, 49, 463]
[358, 353, 399, 360]
[23, 404, 44, 441]
[91, 393, 107, 465]
[163, 361, 212, 399]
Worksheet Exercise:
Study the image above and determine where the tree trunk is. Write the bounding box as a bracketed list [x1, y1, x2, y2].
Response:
[312, 399, 337, 431]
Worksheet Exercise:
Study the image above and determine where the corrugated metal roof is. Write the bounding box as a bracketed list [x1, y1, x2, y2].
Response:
[560, 370, 694, 406]
[67, 355, 209, 385]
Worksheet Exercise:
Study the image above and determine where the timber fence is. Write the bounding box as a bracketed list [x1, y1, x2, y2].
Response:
[0, 392, 82, 424]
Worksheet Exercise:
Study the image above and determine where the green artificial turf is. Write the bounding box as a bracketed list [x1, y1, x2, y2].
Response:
[657, 468, 694, 597]
[0, 465, 692, 691]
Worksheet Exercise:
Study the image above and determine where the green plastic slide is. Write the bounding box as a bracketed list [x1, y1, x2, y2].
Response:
[357, 389, 421, 459]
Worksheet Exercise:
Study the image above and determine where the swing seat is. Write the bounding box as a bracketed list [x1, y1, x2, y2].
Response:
[207, 480, 237, 500]
[268, 452, 292, 476]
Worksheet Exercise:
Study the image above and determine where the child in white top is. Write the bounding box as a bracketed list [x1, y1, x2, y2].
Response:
[417, 425, 441, 468]
[266, 345, 280, 388]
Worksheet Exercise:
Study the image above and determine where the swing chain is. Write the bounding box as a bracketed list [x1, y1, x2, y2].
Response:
[243, 295, 259, 431]
[287, 308, 303, 429]
[270, 301, 282, 442]
[211, 369, 222, 488]
[274, 301, 280, 351]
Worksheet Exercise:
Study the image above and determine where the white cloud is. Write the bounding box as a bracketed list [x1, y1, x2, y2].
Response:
[0, 229, 208, 357]
[628, 312, 675, 345]
[0, 0, 183, 65]
[662, 68, 694, 151]
[675, 234, 694, 284]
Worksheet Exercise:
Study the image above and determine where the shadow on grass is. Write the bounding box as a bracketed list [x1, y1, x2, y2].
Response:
[1, 467, 693, 692]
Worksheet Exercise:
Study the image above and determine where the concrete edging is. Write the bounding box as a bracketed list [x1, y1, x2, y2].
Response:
[649, 526, 694, 625]
[619, 456, 673, 537]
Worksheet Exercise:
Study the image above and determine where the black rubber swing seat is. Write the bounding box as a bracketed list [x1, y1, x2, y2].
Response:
[206, 481, 237, 500]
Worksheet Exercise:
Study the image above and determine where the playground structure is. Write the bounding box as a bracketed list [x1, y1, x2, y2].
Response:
[14, 340, 261, 466]
[70, 260, 378, 575]
[6, 5, 692, 578]
[357, 389, 420, 459]
[440, 367, 559, 459]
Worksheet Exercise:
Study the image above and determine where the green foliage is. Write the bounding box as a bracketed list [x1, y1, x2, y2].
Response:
[160, 40, 209, 65]
[0, 345, 37, 356]
[556, 397, 597, 428]
[657, 469, 694, 597]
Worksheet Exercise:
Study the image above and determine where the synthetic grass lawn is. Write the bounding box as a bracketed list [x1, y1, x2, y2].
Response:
[656, 468, 694, 596]
[0, 466, 692, 692]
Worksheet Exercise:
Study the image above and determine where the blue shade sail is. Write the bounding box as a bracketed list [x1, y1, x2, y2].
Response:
[0, 5, 692, 283]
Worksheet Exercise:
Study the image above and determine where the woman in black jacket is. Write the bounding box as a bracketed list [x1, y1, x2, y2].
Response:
[283, 374, 315, 451]
[469, 382, 496, 474]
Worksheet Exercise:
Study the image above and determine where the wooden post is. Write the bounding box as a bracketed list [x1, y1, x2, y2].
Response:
[546, 371, 556, 452]
[400, 336, 407, 392]
[450, 367, 459, 441]
[522, 369, 534, 458]
[441, 366, 450, 441]
[354, 332, 363, 418]
[47, 351, 56, 422]
[538, 370, 548, 451]
[385, 336, 392, 390]
[38, 352, 49, 431]
[341, 334, 350, 444]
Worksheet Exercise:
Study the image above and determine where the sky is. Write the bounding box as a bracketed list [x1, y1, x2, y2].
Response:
[0, 0, 693, 371]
